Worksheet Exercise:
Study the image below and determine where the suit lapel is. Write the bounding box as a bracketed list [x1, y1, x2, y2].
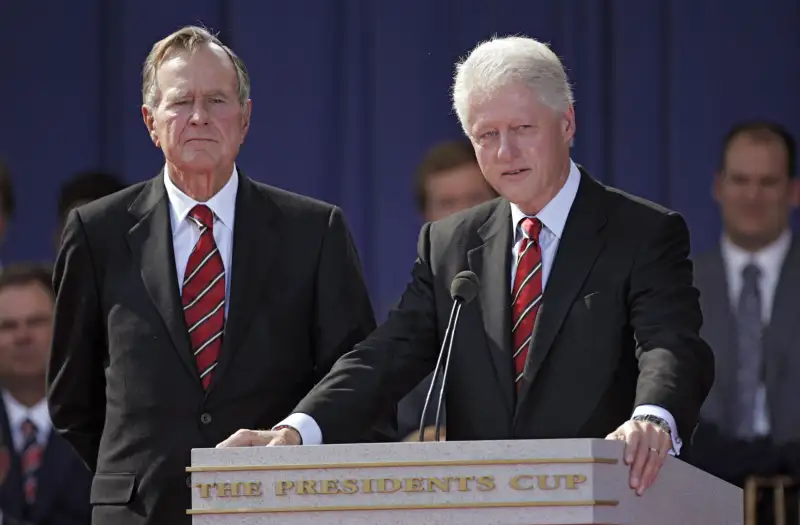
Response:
[29, 433, 71, 521]
[468, 200, 515, 415]
[699, 249, 739, 427]
[764, 236, 800, 394]
[126, 176, 199, 384]
[0, 401, 21, 517]
[207, 175, 281, 392]
[516, 173, 608, 409]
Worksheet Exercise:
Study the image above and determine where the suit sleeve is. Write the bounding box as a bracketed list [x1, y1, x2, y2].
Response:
[293, 220, 441, 443]
[46, 210, 107, 472]
[628, 211, 715, 443]
[309, 206, 396, 442]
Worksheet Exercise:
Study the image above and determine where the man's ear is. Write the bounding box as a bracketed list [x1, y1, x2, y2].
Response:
[142, 105, 159, 146]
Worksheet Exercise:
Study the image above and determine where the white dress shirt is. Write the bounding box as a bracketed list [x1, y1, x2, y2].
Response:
[720, 229, 792, 436]
[282, 160, 681, 452]
[163, 165, 238, 314]
[2, 390, 51, 453]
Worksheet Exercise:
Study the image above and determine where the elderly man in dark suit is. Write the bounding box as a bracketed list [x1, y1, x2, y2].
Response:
[219, 35, 715, 498]
[46, 26, 390, 525]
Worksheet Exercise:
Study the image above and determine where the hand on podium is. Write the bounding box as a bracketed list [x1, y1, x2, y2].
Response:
[606, 418, 672, 496]
[217, 426, 301, 448]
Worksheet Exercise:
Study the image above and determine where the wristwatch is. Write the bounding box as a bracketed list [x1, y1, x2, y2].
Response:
[632, 414, 671, 436]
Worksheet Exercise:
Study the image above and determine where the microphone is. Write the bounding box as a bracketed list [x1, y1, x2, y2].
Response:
[418, 270, 480, 442]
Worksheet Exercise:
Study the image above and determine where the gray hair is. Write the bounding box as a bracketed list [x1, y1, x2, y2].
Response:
[142, 25, 250, 109]
[452, 36, 574, 134]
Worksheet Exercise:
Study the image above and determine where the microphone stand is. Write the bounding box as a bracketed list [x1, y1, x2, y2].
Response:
[418, 299, 463, 442]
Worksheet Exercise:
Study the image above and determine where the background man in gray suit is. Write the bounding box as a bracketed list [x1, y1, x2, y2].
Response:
[686, 120, 800, 521]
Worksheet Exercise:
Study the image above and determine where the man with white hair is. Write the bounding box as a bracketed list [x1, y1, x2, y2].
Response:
[219, 36, 715, 495]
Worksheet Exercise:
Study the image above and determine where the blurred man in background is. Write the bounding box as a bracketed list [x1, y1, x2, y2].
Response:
[687, 120, 800, 523]
[54, 171, 126, 253]
[0, 264, 91, 525]
[398, 139, 496, 441]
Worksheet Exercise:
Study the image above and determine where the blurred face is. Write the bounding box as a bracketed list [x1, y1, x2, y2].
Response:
[0, 283, 53, 383]
[424, 163, 496, 221]
[467, 82, 574, 214]
[714, 135, 798, 251]
[142, 44, 251, 175]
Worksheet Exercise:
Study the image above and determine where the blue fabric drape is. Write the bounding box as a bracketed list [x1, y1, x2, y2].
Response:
[1, 0, 798, 318]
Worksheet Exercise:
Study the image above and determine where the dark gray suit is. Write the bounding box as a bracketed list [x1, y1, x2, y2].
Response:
[686, 236, 800, 491]
[693, 236, 800, 443]
[294, 170, 714, 445]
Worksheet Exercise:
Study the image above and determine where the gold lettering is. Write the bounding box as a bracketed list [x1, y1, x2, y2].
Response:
[402, 478, 425, 493]
[275, 481, 294, 496]
[453, 476, 474, 491]
[563, 474, 586, 490]
[246, 481, 262, 497]
[377, 478, 402, 493]
[232, 482, 244, 497]
[426, 477, 450, 492]
[510, 475, 534, 490]
[320, 480, 339, 494]
[363, 478, 374, 493]
[298, 480, 318, 495]
[340, 479, 359, 494]
[216, 482, 234, 497]
[536, 475, 559, 490]
[476, 476, 496, 491]
[195, 483, 213, 498]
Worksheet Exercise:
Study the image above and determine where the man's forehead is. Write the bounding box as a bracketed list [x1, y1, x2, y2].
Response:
[0, 283, 53, 304]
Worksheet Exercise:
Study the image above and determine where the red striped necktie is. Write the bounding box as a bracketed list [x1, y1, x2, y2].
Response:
[511, 217, 543, 390]
[182, 204, 226, 389]
[20, 418, 42, 513]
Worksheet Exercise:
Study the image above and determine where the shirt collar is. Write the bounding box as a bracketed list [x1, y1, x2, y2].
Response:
[720, 228, 792, 277]
[163, 165, 239, 233]
[510, 159, 581, 239]
[2, 390, 50, 436]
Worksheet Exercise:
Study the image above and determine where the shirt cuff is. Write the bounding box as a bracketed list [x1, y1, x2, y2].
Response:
[273, 413, 323, 445]
[632, 404, 682, 456]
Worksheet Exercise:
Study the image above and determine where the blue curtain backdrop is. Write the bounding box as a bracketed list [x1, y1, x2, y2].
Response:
[1, 0, 798, 318]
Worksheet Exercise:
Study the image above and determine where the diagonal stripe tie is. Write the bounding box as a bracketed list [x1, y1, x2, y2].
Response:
[511, 217, 543, 392]
[182, 204, 225, 389]
[20, 419, 41, 515]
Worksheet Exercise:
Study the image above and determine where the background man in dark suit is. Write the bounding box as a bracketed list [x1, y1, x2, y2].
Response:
[685, 121, 800, 521]
[46, 26, 387, 525]
[0, 264, 91, 525]
[219, 35, 715, 496]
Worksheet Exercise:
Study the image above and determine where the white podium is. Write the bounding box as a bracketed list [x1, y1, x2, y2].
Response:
[187, 438, 741, 524]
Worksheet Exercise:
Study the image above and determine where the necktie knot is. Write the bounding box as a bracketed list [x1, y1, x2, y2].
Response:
[20, 419, 37, 441]
[520, 217, 542, 243]
[189, 204, 214, 230]
[742, 262, 761, 284]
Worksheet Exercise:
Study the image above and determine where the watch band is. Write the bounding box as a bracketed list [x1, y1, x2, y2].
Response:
[632, 414, 671, 435]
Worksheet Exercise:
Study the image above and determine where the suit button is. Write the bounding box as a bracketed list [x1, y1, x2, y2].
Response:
[200, 413, 212, 425]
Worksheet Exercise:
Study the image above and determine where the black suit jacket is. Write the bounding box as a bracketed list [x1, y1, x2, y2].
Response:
[295, 170, 715, 444]
[0, 400, 91, 525]
[46, 171, 389, 525]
